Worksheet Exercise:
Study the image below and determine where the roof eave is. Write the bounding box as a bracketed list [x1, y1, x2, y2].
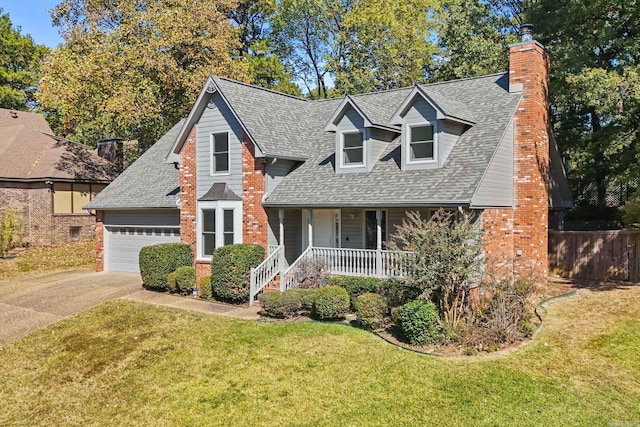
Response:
[263, 200, 472, 208]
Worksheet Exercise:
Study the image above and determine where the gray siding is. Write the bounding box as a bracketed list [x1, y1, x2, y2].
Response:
[265, 159, 297, 196]
[439, 121, 465, 167]
[103, 209, 180, 226]
[402, 98, 437, 123]
[367, 128, 395, 172]
[267, 208, 303, 265]
[196, 93, 244, 199]
[335, 106, 367, 174]
[340, 209, 363, 249]
[471, 118, 514, 207]
[401, 98, 438, 171]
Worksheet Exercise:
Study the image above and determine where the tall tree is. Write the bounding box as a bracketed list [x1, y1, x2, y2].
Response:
[0, 9, 49, 110]
[37, 0, 247, 148]
[527, 0, 640, 206]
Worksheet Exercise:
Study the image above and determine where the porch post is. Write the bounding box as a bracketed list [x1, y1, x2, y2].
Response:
[307, 209, 313, 248]
[278, 208, 285, 247]
[376, 209, 383, 277]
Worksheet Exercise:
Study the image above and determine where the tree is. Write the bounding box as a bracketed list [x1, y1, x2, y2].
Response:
[37, 0, 247, 149]
[0, 9, 49, 110]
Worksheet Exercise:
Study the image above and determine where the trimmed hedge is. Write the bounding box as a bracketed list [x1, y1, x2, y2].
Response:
[167, 271, 178, 293]
[377, 280, 422, 308]
[329, 276, 384, 309]
[139, 243, 193, 291]
[199, 276, 212, 300]
[259, 290, 302, 318]
[354, 293, 388, 329]
[211, 244, 265, 303]
[312, 285, 350, 320]
[175, 266, 196, 294]
[394, 300, 443, 345]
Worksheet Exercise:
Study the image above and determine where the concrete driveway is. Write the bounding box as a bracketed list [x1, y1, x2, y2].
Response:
[0, 270, 141, 346]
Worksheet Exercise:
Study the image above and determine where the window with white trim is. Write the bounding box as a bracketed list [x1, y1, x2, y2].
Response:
[341, 131, 364, 166]
[210, 132, 229, 174]
[408, 124, 434, 161]
[198, 201, 242, 258]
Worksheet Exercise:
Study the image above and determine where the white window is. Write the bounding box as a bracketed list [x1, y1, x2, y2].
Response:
[210, 132, 229, 174]
[341, 131, 364, 166]
[408, 124, 435, 162]
[197, 201, 242, 259]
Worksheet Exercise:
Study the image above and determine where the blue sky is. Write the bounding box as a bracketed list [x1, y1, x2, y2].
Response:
[1, 0, 63, 47]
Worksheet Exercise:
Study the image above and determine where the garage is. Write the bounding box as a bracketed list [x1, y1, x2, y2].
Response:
[103, 210, 180, 273]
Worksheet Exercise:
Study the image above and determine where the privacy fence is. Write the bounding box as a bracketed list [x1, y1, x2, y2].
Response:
[549, 230, 640, 282]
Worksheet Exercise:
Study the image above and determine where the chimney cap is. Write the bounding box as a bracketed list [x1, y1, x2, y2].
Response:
[520, 24, 534, 42]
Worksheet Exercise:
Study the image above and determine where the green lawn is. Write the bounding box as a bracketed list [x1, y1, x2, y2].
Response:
[1, 285, 639, 426]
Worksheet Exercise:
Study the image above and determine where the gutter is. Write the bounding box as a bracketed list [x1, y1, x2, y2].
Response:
[262, 200, 472, 208]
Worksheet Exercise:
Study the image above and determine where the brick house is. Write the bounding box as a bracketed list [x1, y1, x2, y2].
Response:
[87, 29, 572, 299]
[0, 109, 119, 246]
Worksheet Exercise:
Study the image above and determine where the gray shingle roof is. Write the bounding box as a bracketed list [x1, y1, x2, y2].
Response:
[85, 120, 184, 210]
[265, 73, 520, 206]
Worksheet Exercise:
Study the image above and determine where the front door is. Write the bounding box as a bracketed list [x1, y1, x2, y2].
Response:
[312, 209, 340, 248]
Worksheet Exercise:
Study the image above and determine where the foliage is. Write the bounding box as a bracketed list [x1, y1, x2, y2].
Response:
[377, 280, 422, 309]
[389, 209, 483, 329]
[210, 244, 265, 303]
[38, 0, 247, 148]
[246, 39, 301, 96]
[354, 293, 388, 330]
[0, 208, 22, 257]
[138, 243, 193, 291]
[311, 285, 350, 320]
[175, 266, 196, 295]
[166, 271, 177, 293]
[258, 289, 303, 318]
[198, 275, 212, 300]
[296, 257, 330, 289]
[394, 299, 443, 345]
[0, 9, 49, 110]
[329, 276, 384, 309]
[622, 187, 640, 228]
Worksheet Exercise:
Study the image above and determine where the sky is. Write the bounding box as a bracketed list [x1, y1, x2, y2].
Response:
[1, 0, 64, 47]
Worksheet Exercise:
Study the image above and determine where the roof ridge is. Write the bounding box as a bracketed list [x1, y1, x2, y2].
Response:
[420, 72, 507, 89]
[213, 76, 309, 102]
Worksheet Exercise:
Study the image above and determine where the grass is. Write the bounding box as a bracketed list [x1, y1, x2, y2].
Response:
[1, 286, 639, 426]
[0, 240, 95, 280]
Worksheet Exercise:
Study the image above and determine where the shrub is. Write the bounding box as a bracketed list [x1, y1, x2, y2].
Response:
[0, 208, 22, 257]
[211, 244, 265, 303]
[297, 257, 330, 288]
[259, 290, 303, 318]
[312, 285, 350, 320]
[199, 275, 212, 300]
[299, 288, 318, 311]
[175, 266, 196, 294]
[377, 280, 422, 308]
[329, 276, 384, 308]
[354, 293, 388, 329]
[167, 271, 177, 293]
[139, 243, 193, 291]
[394, 300, 443, 345]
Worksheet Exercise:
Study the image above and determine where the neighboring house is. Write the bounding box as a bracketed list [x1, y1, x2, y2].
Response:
[87, 30, 572, 297]
[0, 109, 120, 245]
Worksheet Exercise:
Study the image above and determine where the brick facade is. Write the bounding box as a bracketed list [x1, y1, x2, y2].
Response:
[179, 127, 198, 259]
[483, 40, 550, 279]
[241, 135, 268, 248]
[0, 181, 96, 246]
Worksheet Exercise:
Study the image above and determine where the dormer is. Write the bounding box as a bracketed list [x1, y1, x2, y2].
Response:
[391, 86, 475, 171]
[324, 96, 399, 174]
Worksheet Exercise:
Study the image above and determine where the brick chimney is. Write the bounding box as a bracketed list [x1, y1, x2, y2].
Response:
[509, 24, 551, 278]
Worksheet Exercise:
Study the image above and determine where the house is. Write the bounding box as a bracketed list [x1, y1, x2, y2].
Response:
[86, 28, 572, 299]
[0, 108, 120, 245]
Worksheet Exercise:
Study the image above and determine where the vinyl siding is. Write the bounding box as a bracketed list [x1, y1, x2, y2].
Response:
[195, 93, 243, 199]
[265, 159, 298, 196]
[368, 128, 395, 171]
[267, 208, 303, 265]
[471, 118, 514, 207]
[335, 106, 367, 174]
[439, 121, 465, 167]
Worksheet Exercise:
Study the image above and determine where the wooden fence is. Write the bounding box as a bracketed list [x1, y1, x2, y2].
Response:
[549, 230, 640, 281]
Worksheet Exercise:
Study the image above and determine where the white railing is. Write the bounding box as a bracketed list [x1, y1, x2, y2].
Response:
[249, 245, 284, 305]
[281, 247, 413, 290]
[268, 245, 280, 255]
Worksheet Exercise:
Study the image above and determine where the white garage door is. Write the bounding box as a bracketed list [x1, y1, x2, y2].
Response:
[103, 210, 181, 273]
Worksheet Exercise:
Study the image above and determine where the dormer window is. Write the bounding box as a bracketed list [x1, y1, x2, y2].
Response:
[341, 131, 364, 166]
[210, 132, 229, 174]
[408, 124, 435, 163]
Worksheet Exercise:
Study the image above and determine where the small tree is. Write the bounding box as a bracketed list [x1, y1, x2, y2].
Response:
[0, 209, 23, 257]
[389, 210, 483, 330]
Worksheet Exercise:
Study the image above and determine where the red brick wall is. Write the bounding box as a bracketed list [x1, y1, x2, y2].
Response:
[483, 41, 550, 279]
[180, 127, 198, 261]
[95, 210, 104, 271]
[241, 135, 268, 250]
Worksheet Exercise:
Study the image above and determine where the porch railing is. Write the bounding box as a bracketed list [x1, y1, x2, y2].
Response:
[281, 247, 413, 290]
[249, 245, 284, 305]
[268, 245, 280, 255]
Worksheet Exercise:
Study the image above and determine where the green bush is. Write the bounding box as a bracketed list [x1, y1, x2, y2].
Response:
[394, 300, 443, 345]
[167, 271, 177, 293]
[377, 280, 422, 308]
[354, 293, 388, 329]
[199, 275, 212, 300]
[139, 243, 193, 291]
[329, 276, 384, 309]
[299, 288, 318, 311]
[211, 244, 265, 303]
[175, 266, 196, 294]
[258, 290, 303, 318]
[312, 285, 350, 320]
